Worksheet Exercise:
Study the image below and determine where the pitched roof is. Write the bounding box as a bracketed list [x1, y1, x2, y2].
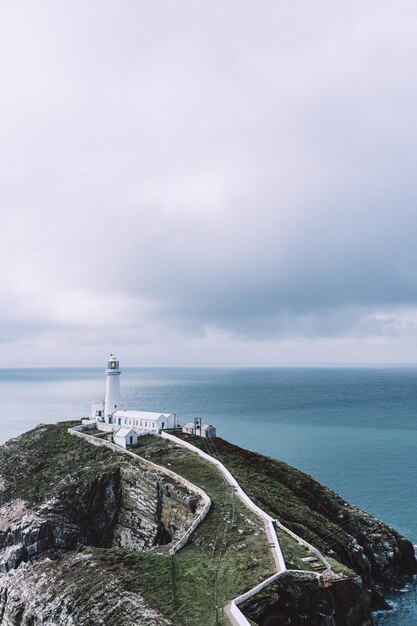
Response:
[114, 410, 173, 420]
[113, 427, 137, 438]
[182, 422, 215, 431]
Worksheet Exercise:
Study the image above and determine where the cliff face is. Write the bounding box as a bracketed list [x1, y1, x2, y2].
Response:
[112, 463, 199, 551]
[331, 505, 416, 591]
[242, 572, 373, 626]
[0, 552, 173, 626]
[0, 424, 202, 624]
[0, 464, 199, 575]
[0, 423, 415, 626]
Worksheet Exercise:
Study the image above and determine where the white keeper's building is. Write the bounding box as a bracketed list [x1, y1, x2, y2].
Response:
[90, 355, 177, 434]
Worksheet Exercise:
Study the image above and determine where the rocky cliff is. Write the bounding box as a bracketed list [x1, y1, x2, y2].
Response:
[130, 433, 417, 625]
[183, 435, 417, 609]
[0, 423, 414, 626]
[241, 571, 373, 626]
[0, 551, 173, 626]
[0, 423, 203, 625]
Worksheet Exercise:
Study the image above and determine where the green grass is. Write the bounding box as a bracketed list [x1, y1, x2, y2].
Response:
[176, 435, 365, 578]
[41, 541, 277, 625]
[0, 422, 121, 507]
[133, 435, 275, 625]
[0, 424, 360, 624]
[275, 528, 315, 571]
[83, 428, 109, 438]
[275, 528, 357, 578]
[90, 548, 174, 613]
[326, 556, 356, 578]
[37, 548, 174, 624]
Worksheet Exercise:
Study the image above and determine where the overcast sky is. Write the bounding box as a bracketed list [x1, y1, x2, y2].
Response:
[2, 1, 417, 366]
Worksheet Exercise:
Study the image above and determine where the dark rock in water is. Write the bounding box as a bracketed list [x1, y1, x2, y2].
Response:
[0, 423, 204, 624]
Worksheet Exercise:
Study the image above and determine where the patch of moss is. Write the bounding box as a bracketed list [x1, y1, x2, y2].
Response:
[326, 556, 356, 578]
[275, 528, 315, 571]
[0, 422, 121, 507]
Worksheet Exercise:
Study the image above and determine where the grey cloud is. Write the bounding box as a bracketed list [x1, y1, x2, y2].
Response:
[1, 1, 417, 363]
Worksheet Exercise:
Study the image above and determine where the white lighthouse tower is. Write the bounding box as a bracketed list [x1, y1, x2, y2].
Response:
[90, 353, 180, 435]
[104, 354, 121, 422]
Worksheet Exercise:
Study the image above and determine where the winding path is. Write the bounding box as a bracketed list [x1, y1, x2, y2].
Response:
[160, 432, 332, 625]
[70, 425, 332, 626]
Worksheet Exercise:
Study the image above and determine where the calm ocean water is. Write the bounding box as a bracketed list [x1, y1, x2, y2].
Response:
[1, 366, 416, 624]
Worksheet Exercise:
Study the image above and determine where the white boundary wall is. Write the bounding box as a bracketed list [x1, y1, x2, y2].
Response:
[160, 432, 333, 626]
[161, 431, 285, 571]
[68, 426, 211, 555]
[70, 425, 332, 626]
[229, 570, 321, 625]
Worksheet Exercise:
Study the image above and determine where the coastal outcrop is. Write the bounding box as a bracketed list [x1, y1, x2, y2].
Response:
[175, 435, 417, 626]
[0, 424, 203, 624]
[184, 436, 417, 600]
[0, 423, 414, 625]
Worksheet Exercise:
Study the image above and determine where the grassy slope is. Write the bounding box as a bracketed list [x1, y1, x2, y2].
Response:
[0, 422, 121, 507]
[134, 435, 275, 625]
[176, 435, 358, 577]
[0, 424, 274, 626]
[27, 548, 174, 626]
[0, 423, 358, 624]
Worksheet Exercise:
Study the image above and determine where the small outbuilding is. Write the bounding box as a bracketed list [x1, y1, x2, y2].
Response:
[91, 400, 105, 421]
[182, 422, 216, 438]
[201, 424, 216, 438]
[113, 427, 138, 449]
[181, 422, 195, 435]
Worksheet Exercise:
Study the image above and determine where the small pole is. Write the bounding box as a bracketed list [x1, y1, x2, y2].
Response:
[171, 554, 177, 618]
[214, 567, 219, 624]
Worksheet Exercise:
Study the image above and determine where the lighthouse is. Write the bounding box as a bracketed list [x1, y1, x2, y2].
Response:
[90, 354, 178, 434]
[104, 354, 121, 422]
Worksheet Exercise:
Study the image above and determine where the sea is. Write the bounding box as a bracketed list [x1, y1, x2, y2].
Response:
[1, 366, 417, 624]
